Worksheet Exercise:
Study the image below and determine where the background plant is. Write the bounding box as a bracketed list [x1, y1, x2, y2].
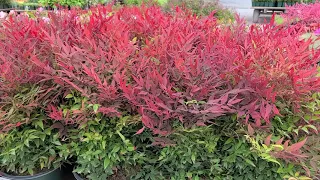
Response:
[163, 0, 234, 22]
[280, 1, 320, 33]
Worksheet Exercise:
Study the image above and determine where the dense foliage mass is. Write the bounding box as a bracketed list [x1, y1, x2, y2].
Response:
[0, 2, 319, 180]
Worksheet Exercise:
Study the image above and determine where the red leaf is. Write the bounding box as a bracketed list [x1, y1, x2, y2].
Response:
[98, 107, 120, 117]
[16, 122, 21, 127]
[174, 58, 185, 71]
[283, 140, 290, 149]
[273, 106, 281, 116]
[135, 126, 145, 135]
[288, 138, 307, 152]
[227, 98, 243, 106]
[264, 134, 272, 146]
[248, 124, 254, 136]
[264, 103, 272, 121]
[276, 137, 284, 145]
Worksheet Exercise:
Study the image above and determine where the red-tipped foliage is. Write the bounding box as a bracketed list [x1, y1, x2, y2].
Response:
[0, 6, 319, 135]
[281, 2, 320, 32]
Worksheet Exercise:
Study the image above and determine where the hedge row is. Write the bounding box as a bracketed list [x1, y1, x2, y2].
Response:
[0, 2, 319, 180]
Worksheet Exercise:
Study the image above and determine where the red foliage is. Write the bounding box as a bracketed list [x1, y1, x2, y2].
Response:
[281, 2, 320, 32]
[0, 6, 319, 135]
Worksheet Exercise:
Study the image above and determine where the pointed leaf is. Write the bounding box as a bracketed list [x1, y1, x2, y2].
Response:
[135, 126, 145, 135]
[288, 138, 307, 152]
[93, 104, 100, 113]
[104, 158, 110, 169]
[264, 134, 272, 146]
[276, 137, 284, 145]
[248, 124, 254, 136]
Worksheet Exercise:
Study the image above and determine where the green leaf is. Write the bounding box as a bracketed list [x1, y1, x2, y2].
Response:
[71, 104, 81, 111]
[187, 172, 192, 178]
[93, 104, 100, 113]
[127, 145, 135, 151]
[34, 139, 40, 148]
[275, 15, 284, 25]
[299, 177, 312, 180]
[112, 145, 120, 153]
[117, 131, 126, 142]
[244, 158, 256, 167]
[306, 125, 318, 131]
[225, 137, 234, 145]
[104, 158, 110, 169]
[63, 109, 68, 117]
[44, 128, 51, 135]
[262, 155, 280, 165]
[191, 154, 196, 163]
[102, 141, 106, 150]
[65, 94, 73, 99]
[49, 149, 55, 155]
[35, 120, 44, 130]
[75, 167, 85, 174]
[301, 127, 309, 134]
[29, 134, 39, 140]
[24, 139, 30, 147]
[53, 141, 62, 146]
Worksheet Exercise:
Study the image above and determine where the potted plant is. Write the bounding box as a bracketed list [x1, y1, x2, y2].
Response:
[286, 0, 293, 6]
[252, 0, 259, 6]
[277, 0, 284, 7]
[0, 118, 70, 180]
[268, 0, 276, 7]
[262, 0, 269, 7]
[257, 0, 263, 6]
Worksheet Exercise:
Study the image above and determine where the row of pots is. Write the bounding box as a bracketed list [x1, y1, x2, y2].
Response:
[252, 1, 316, 7]
[252, 2, 278, 7]
[0, 166, 83, 180]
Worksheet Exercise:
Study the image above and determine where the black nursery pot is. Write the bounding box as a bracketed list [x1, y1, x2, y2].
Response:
[0, 168, 62, 180]
[72, 172, 83, 180]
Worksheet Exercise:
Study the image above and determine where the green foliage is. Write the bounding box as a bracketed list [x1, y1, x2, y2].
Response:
[123, 0, 166, 6]
[124, 0, 143, 5]
[0, 119, 69, 175]
[38, 0, 58, 7]
[59, 0, 86, 6]
[0, 0, 11, 6]
[38, 0, 89, 7]
[163, 0, 234, 22]
[0, 85, 43, 132]
[129, 118, 296, 180]
[304, 92, 320, 120]
[69, 115, 140, 180]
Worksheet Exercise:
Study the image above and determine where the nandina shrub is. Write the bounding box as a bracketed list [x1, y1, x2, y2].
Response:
[0, 6, 130, 130]
[280, 2, 320, 33]
[0, 5, 320, 178]
[117, 15, 320, 134]
[1, 6, 320, 134]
